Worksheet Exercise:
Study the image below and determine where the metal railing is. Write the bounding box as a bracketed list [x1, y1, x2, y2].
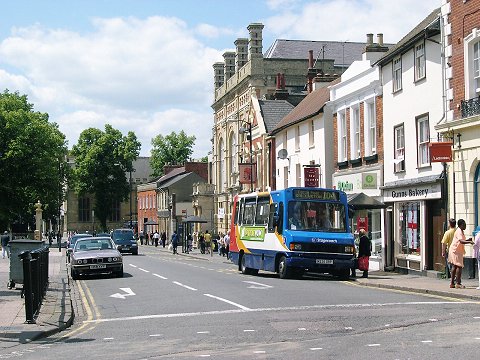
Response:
[19, 247, 50, 323]
[461, 96, 480, 118]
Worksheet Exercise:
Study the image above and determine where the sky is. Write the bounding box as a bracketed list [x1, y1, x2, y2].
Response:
[0, 0, 441, 158]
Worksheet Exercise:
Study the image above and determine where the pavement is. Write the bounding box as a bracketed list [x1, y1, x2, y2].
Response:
[1, 243, 480, 351]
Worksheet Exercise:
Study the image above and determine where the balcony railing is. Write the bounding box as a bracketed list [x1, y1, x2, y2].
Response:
[461, 97, 480, 118]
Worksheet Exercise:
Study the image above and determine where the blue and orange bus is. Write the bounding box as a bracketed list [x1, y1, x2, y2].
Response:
[229, 187, 355, 279]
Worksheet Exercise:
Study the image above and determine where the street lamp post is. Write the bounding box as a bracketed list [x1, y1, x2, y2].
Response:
[129, 169, 133, 229]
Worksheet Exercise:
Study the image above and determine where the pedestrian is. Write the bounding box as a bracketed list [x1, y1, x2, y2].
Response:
[199, 232, 205, 254]
[171, 231, 178, 254]
[224, 231, 230, 258]
[187, 233, 193, 252]
[473, 227, 480, 290]
[441, 218, 456, 279]
[448, 219, 474, 289]
[357, 228, 371, 278]
[161, 231, 166, 248]
[218, 234, 224, 256]
[139, 230, 145, 245]
[204, 230, 212, 255]
[1, 231, 10, 259]
[153, 231, 159, 247]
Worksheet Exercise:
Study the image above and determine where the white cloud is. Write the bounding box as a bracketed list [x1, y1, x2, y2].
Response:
[264, 0, 441, 43]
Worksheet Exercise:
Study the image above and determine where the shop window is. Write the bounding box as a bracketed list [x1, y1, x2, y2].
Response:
[399, 202, 421, 256]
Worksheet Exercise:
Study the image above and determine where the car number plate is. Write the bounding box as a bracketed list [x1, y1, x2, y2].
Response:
[122, 246, 129, 250]
[316, 259, 333, 265]
[90, 264, 106, 269]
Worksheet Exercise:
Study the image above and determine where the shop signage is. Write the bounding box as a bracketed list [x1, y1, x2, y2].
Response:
[239, 163, 257, 184]
[357, 216, 368, 232]
[362, 173, 377, 189]
[337, 181, 354, 192]
[304, 167, 319, 187]
[383, 183, 441, 202]
[429, 142, 453, 162]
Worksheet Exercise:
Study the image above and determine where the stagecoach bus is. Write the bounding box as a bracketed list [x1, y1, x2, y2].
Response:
[229, 187, 355, 279]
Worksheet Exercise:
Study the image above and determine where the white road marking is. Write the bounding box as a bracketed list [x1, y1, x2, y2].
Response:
[310, 348, 323, 351]
[204, 293, 251, 310]
[83, 301, 467, 324]
[344, 327, 353, 330]
[104, 337, 114, 340]
[149, 334, 163, 337]
[421, 340, 432, 343]
[173, 281, 197, 291]
[367, 344, 380, 347]
[475, 337, 480, 340]
[385, 324, 391, 327]
[243, 281, 273, 289]
[197, 331, 210, 334]
[110, 287, 136, 299]
[153, 273, 168, 279]
[198, 355, 211, 358]
[138, 267, 150, 273]
[429, 319, 438, 322]
[243, 329, 255, 332]
[474, 316, 480, 319]
[298, 328, 306, 331]
[129, 264, 137, 268]
[253, 351, 266, 354]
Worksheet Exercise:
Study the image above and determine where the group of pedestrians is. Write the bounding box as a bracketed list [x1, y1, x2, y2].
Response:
[441, 218, 480, 289]
[139, 230, 167, 248]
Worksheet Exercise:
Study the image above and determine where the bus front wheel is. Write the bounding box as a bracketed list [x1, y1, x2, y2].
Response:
[278, 256, 292, 279]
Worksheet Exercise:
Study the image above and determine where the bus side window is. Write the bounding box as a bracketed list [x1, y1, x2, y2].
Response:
[277, 202, 284, 235]
[268, 203, 278, 232]
[255, 197, 270, 225]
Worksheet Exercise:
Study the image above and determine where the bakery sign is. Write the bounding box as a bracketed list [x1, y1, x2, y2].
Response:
[429, 142, 453, 162]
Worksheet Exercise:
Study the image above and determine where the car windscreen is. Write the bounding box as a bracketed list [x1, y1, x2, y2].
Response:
[112, 230, 135, 242]
[75, 239, 114, 251]
[70, 234, 92, 247]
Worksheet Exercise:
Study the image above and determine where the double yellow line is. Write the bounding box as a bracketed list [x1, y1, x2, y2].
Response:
[60, 280, 101, 339]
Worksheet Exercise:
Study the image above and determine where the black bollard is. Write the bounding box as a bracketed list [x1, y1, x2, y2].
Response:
[19, 251, 35, 323]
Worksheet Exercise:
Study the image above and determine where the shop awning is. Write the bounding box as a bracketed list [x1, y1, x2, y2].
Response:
[347, 192, 387, 210]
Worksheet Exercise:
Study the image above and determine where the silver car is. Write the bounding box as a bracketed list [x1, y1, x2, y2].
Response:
[70, 237, 123, 280]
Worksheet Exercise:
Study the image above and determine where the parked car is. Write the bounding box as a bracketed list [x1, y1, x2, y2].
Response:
[111, 228, 138, 255]
[67, 233, 93, 262]
[70, 237, 123, 280]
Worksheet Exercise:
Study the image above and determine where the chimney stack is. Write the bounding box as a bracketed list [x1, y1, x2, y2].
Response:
[306, 50, 318, 93]
[213, 62, 225, 89]
[234, 38, 248, 72]
[223, 51, 236, 80]
[366, 33, 374, 46]
[247, 23, 264, 60]
[274, 73, 288, 100]
[377, 33, 384, 46]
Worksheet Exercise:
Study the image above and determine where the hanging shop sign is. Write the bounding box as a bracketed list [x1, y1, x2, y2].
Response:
[304, 167, 319, 187]
[239, 163, 257, 184]
[429, 142, 453, 162]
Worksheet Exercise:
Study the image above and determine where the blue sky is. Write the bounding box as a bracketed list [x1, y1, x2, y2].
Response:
[0, 0, 440, 157]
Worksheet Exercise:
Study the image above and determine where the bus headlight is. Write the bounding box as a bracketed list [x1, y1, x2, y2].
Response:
[345, 246, 354, 253]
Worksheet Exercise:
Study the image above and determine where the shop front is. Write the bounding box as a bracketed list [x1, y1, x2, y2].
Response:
[382, 175, 444, 274]
[333, 167, 386, 271]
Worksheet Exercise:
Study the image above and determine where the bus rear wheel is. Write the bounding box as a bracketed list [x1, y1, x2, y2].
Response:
[278, 256, 292, 279]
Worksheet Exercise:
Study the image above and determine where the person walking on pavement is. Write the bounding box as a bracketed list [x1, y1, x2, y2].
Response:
[441, 218, 456, 279]
[171, 231, 178, 254]
[153, 231, 159, 247]
[1, 231, 10, 259]
[161, 231, 166, 248]
[139, 230, 145, 245]
[204, 230, 212, 255]
[199, 232, 205, 254]
[473, 226, 480, 290]
[224, 231, 230, 258]
[358, 228, 371, 278]
[448, 219, 474, 289]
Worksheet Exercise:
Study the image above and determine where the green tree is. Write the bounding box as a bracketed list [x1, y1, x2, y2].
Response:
[150, 130, 196, 177]
[70, 125, 141, 230]
[0, 90, 68, 231]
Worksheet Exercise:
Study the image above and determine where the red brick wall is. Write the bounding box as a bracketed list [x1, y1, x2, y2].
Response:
[448, 0, 480, 119]
[185, 162, 208, 181]
[137, 189, 158, 232]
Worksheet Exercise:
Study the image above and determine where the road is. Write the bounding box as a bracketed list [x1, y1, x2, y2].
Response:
[3, 246, 480, 359]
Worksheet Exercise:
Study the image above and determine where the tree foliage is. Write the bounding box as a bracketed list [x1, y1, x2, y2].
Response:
[0, 90, 68, 230]
[70, 125, 141, 230]
[150, 130, 196, 177]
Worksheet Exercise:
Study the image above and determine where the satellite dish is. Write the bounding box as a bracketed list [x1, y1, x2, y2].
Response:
[277, 149, 288, 159]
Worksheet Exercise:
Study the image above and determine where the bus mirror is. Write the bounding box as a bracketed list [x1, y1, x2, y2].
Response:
[348, 205, 355, 219]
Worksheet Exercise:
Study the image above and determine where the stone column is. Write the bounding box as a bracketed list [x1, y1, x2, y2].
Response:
[34, 200, 43, 240]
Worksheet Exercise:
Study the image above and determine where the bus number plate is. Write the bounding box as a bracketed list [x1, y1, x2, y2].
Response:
[316, 259, 333, 265]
